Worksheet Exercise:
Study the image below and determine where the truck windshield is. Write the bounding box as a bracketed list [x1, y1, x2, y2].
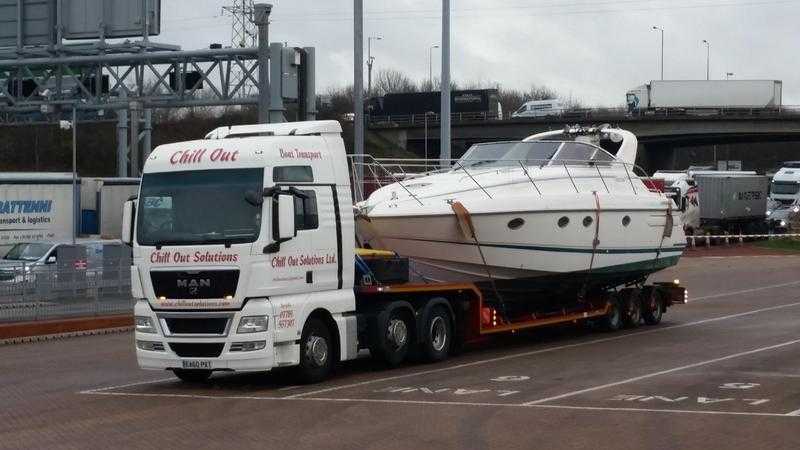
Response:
[3, 243, 51, 261]
[771, 181, 800, 195]
[137, 169, 264, 246]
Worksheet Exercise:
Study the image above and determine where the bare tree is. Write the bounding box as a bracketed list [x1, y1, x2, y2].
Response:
[373, 69, 417, 96]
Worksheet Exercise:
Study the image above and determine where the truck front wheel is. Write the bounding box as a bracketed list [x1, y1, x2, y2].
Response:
[172, 369, 212, 383]
[297, 318, 334, 384]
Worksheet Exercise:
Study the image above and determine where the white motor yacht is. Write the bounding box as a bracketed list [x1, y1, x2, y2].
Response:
[355, 125, 686, 300]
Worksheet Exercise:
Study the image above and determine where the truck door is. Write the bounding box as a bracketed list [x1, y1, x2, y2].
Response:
[257, 164, 342, 296]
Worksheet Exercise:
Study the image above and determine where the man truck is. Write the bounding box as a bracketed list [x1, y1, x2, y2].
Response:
[123, 120, 686, 383]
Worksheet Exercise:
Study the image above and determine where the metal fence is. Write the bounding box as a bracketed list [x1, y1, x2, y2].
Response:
[0, 263, 133, 323]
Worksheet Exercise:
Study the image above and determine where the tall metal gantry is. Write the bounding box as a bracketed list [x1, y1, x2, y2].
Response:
[222, 0, 259, 97]
[0, 3, 317, 177]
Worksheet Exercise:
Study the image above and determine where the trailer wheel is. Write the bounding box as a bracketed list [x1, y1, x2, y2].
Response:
[297, 318, 334, 384]
[421, 305, 452, 362]
[371, 307, 413, 367]
[643, 291, 665, 325]
[600, 298, 622, 332]
[172, 369, 212, 383]
[621, 292, 642, 328]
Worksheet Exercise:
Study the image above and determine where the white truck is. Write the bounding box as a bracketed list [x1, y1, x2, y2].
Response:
[766, 162, 800, 231]
[626, 80, 782, 113]
[123, 120, 686, 383]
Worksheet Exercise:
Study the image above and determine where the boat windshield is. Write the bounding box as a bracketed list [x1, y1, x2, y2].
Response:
[455, 141, 562, 169]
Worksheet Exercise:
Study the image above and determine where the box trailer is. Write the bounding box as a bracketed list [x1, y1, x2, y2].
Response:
[679, 175, 769, 234]
[627, 80, 782, 112]
[0, 173, 77, 252]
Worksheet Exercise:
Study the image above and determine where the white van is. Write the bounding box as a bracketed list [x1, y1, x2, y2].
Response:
[511, 99, 565, 118]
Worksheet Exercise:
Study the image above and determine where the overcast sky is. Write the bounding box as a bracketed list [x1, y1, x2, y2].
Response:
[157, 0, 799, 106]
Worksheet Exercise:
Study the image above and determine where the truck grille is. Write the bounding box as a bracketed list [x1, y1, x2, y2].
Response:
[169, 343, 225, 358]
[151, 270, 239, 300]
[163, 317, 229, 335]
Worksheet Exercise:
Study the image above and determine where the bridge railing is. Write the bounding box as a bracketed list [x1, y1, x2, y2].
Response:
[348, 155, 661, 206]
[367, 106, 800, 128]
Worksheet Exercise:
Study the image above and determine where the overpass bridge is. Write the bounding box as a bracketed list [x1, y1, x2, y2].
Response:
[368, 109, 800, 172]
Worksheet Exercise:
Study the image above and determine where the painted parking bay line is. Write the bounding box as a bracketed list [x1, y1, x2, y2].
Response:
[522, 338, 800, 406]
[288, 301, 800, 399]
[79, 389, 800, 419]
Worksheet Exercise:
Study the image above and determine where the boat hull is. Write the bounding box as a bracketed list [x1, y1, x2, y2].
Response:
[357, 204, 685, 296]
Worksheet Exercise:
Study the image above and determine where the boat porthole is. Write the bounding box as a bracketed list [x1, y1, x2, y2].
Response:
[622, 216, 631, 227]
[557, 216, 570, 228]
[583, 216, 593, 227]
[508, 218, 525, 230]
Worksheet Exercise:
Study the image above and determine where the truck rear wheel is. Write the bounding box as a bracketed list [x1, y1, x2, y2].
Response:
[643, 291, 665, 325]
[621, 292, 642, 328]
[297, 318, 334, 384]
[421, 305, 452, 362]
[371, 307, 413, 367]
[600, 298, 622, 332]
[172, 369, 212, 383]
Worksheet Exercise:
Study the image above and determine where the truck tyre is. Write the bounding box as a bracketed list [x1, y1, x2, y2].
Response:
[600, 298, 622, 332]
[172, 369, 212, 383]
[371, 307, 413, 367]
[297, 318, 334, 384]
[421, 305, 452, 362]
[643, 291, 665, 325]
[621, 292, 642, 328]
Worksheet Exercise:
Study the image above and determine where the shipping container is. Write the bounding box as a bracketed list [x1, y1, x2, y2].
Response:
[695, 175, 769, 222]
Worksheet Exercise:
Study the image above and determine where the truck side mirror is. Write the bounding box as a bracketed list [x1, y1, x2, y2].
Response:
[276, 194, 297, 240]
[264, 191, 297, 254]
[121, 200, 136, 246]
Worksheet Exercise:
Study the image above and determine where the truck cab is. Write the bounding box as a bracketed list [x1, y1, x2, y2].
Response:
[766, 162, 800, 231]
[124, 120, 357, 382]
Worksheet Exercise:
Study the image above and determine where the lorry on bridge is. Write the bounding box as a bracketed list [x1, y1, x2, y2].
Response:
[123, 120, 686, 384]
[626, 80, 782, 114]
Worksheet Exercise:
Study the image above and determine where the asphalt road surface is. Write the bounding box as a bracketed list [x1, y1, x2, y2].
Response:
[3, 252, 800, 450]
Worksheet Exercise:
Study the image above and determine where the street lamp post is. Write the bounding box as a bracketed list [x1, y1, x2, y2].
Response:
[428, 44, 439, 90]
[59, 108, 77, 244]
[367, 35, 382, 98]
[652, 26, 664, 80]
[702, 40, 710, 80]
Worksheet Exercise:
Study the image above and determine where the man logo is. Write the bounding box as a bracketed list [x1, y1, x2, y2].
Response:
[177, 278, 211, 295]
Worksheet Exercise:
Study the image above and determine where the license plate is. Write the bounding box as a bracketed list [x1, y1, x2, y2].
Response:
[182, 360, 213, 369]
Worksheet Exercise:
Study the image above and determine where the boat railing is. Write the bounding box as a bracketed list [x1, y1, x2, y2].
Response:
[348, 155, 662, 203]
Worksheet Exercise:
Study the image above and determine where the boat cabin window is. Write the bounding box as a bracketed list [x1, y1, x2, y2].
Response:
[456, 141, 561, 169]
[551, 142, 615, 165]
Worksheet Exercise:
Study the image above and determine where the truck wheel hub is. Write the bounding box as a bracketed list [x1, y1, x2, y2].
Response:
[306, 335, 328, 367]
[387, 318, 408, 349]
[430, 316, 447, 352]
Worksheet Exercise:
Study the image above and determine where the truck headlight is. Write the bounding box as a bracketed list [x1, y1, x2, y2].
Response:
[766, 210, 772, 217]
[793, 206, 800, 213]
[135, 316, 157, 334]
[237, 316, 269, 333]
[780, 220, 787, 228]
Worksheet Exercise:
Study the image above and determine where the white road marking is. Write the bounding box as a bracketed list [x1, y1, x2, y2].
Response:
[522, 339, 800, 406]
[785, 408, 800, 416]
[277, 385, 303, 391]
[287, 301, 800, 399]
[690, 280, 800, 302]
[79, 390, 800, 418]
[79, 377, 175, 394]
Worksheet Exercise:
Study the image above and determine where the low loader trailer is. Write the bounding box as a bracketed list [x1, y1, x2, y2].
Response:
[123, 120, 687, 383]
